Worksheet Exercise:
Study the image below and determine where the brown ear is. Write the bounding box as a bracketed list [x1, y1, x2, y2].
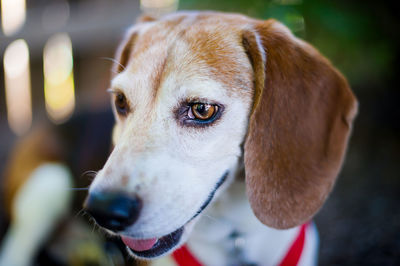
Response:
[113, 15, 157, 75]
[112, 29, 138, 75]
[243, 20, 358, 229]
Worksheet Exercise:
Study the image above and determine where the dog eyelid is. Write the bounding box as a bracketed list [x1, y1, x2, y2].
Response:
[107, 88, 130, 116]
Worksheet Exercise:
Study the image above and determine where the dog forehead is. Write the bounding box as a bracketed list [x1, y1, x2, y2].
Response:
[119, 12, 254, 99]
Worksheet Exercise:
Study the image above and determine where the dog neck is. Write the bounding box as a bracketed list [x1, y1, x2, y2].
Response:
[186, 179, 310, 265]
[150, 177, 318, 266]
[187, 179, 257, 265]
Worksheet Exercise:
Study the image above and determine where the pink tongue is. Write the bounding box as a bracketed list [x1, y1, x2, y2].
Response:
[121, 236, 158, 252]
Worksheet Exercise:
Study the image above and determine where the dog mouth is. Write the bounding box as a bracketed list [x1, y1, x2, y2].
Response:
[121, 226, 184, 258]
[119, 171, 229, 258]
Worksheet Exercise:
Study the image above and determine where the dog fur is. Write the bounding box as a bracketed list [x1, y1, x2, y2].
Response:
[87, 11, 357, 265]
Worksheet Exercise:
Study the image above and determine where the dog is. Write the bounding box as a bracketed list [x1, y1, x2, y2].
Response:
[84, 11, 358, 266]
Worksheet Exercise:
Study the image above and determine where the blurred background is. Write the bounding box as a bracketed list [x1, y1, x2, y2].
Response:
[0, 0, 399, 265]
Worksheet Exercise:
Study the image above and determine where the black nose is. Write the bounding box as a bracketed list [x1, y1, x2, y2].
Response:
[84, 192, 142, 231]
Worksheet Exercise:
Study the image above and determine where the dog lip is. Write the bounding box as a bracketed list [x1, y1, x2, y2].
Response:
[123, 171, 228, 258]
[124, 226, 184, 258]
[190, 171, 229, 221]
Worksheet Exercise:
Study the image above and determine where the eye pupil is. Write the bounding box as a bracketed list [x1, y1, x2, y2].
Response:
[196, 104, 206, 114]
[117, 94, 125, 107]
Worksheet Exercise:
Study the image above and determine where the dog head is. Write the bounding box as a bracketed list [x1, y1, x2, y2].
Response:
[84, 11, 357, 259]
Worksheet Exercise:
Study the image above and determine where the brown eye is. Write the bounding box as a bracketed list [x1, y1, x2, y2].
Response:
[115, 93, 129, 115]
[189, 103, 217, 120]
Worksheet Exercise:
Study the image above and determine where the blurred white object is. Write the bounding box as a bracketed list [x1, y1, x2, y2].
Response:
[0, 163, 72, 266]
[3, 39, 32, 136]
[1, 0, 26, 36]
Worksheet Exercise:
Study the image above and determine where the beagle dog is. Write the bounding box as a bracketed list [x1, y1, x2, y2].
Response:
[84, 11, 358, 265]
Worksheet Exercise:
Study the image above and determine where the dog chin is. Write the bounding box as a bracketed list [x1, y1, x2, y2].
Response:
[121, 219, 197, 260]
[118, 172, 229, 260]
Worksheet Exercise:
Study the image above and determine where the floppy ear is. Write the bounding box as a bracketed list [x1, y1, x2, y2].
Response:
[112, 29, 138, 75]
[112, 14, 157, 75]
[242, 20, 358, 229]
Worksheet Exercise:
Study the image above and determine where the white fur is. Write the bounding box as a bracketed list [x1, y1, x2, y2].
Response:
[88, 15, 318, 264]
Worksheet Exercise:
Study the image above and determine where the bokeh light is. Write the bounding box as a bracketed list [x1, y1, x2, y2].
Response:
[1, 0, 26, 36]
[43, 33, 75, 124]
[3, 39, 32, 136]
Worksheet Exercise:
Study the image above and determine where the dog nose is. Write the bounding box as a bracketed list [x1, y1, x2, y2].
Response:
[84, 192, 142, 231]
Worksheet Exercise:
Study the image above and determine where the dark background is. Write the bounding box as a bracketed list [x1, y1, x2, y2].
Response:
[1, 0, 399, 265]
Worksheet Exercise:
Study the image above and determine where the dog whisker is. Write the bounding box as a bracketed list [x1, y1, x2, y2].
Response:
[89, 218, 100, 234]
[67, 187, 89, 191]
[81, 170, 98, 180]
[99, 57, 125, 71]
[106, 255, 116, 266]
[203, 214, 221, 223]
[74, 208, 86, 219]
[85, 217, 116, 239]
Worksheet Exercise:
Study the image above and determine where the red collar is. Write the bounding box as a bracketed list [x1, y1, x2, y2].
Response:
[172, 223, 309, 266]
[172, 245, 202, 266]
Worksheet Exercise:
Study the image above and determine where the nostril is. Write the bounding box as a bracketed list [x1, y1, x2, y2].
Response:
[84, 192, 142, 231]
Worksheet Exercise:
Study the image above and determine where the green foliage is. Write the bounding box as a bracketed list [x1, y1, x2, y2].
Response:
[179, 0, 394, 87]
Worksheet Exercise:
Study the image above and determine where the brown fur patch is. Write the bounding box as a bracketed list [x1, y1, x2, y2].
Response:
[128, 16, 186, 58]
[150, 56, 168, 100]
[137, 14, 156, 23]
[115, 13, 256, 101]
[114, 32, 137, 75]
[243, 20, 358, 229]
[184, 25, 253, 97]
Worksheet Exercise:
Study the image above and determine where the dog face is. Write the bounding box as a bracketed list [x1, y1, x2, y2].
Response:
[85, 11, 357, 260]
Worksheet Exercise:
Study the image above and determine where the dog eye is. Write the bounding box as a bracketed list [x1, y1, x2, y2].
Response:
[175, 101, 223, 127]
[115, 93, 129, 116]
[189, 103, 218, 121]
